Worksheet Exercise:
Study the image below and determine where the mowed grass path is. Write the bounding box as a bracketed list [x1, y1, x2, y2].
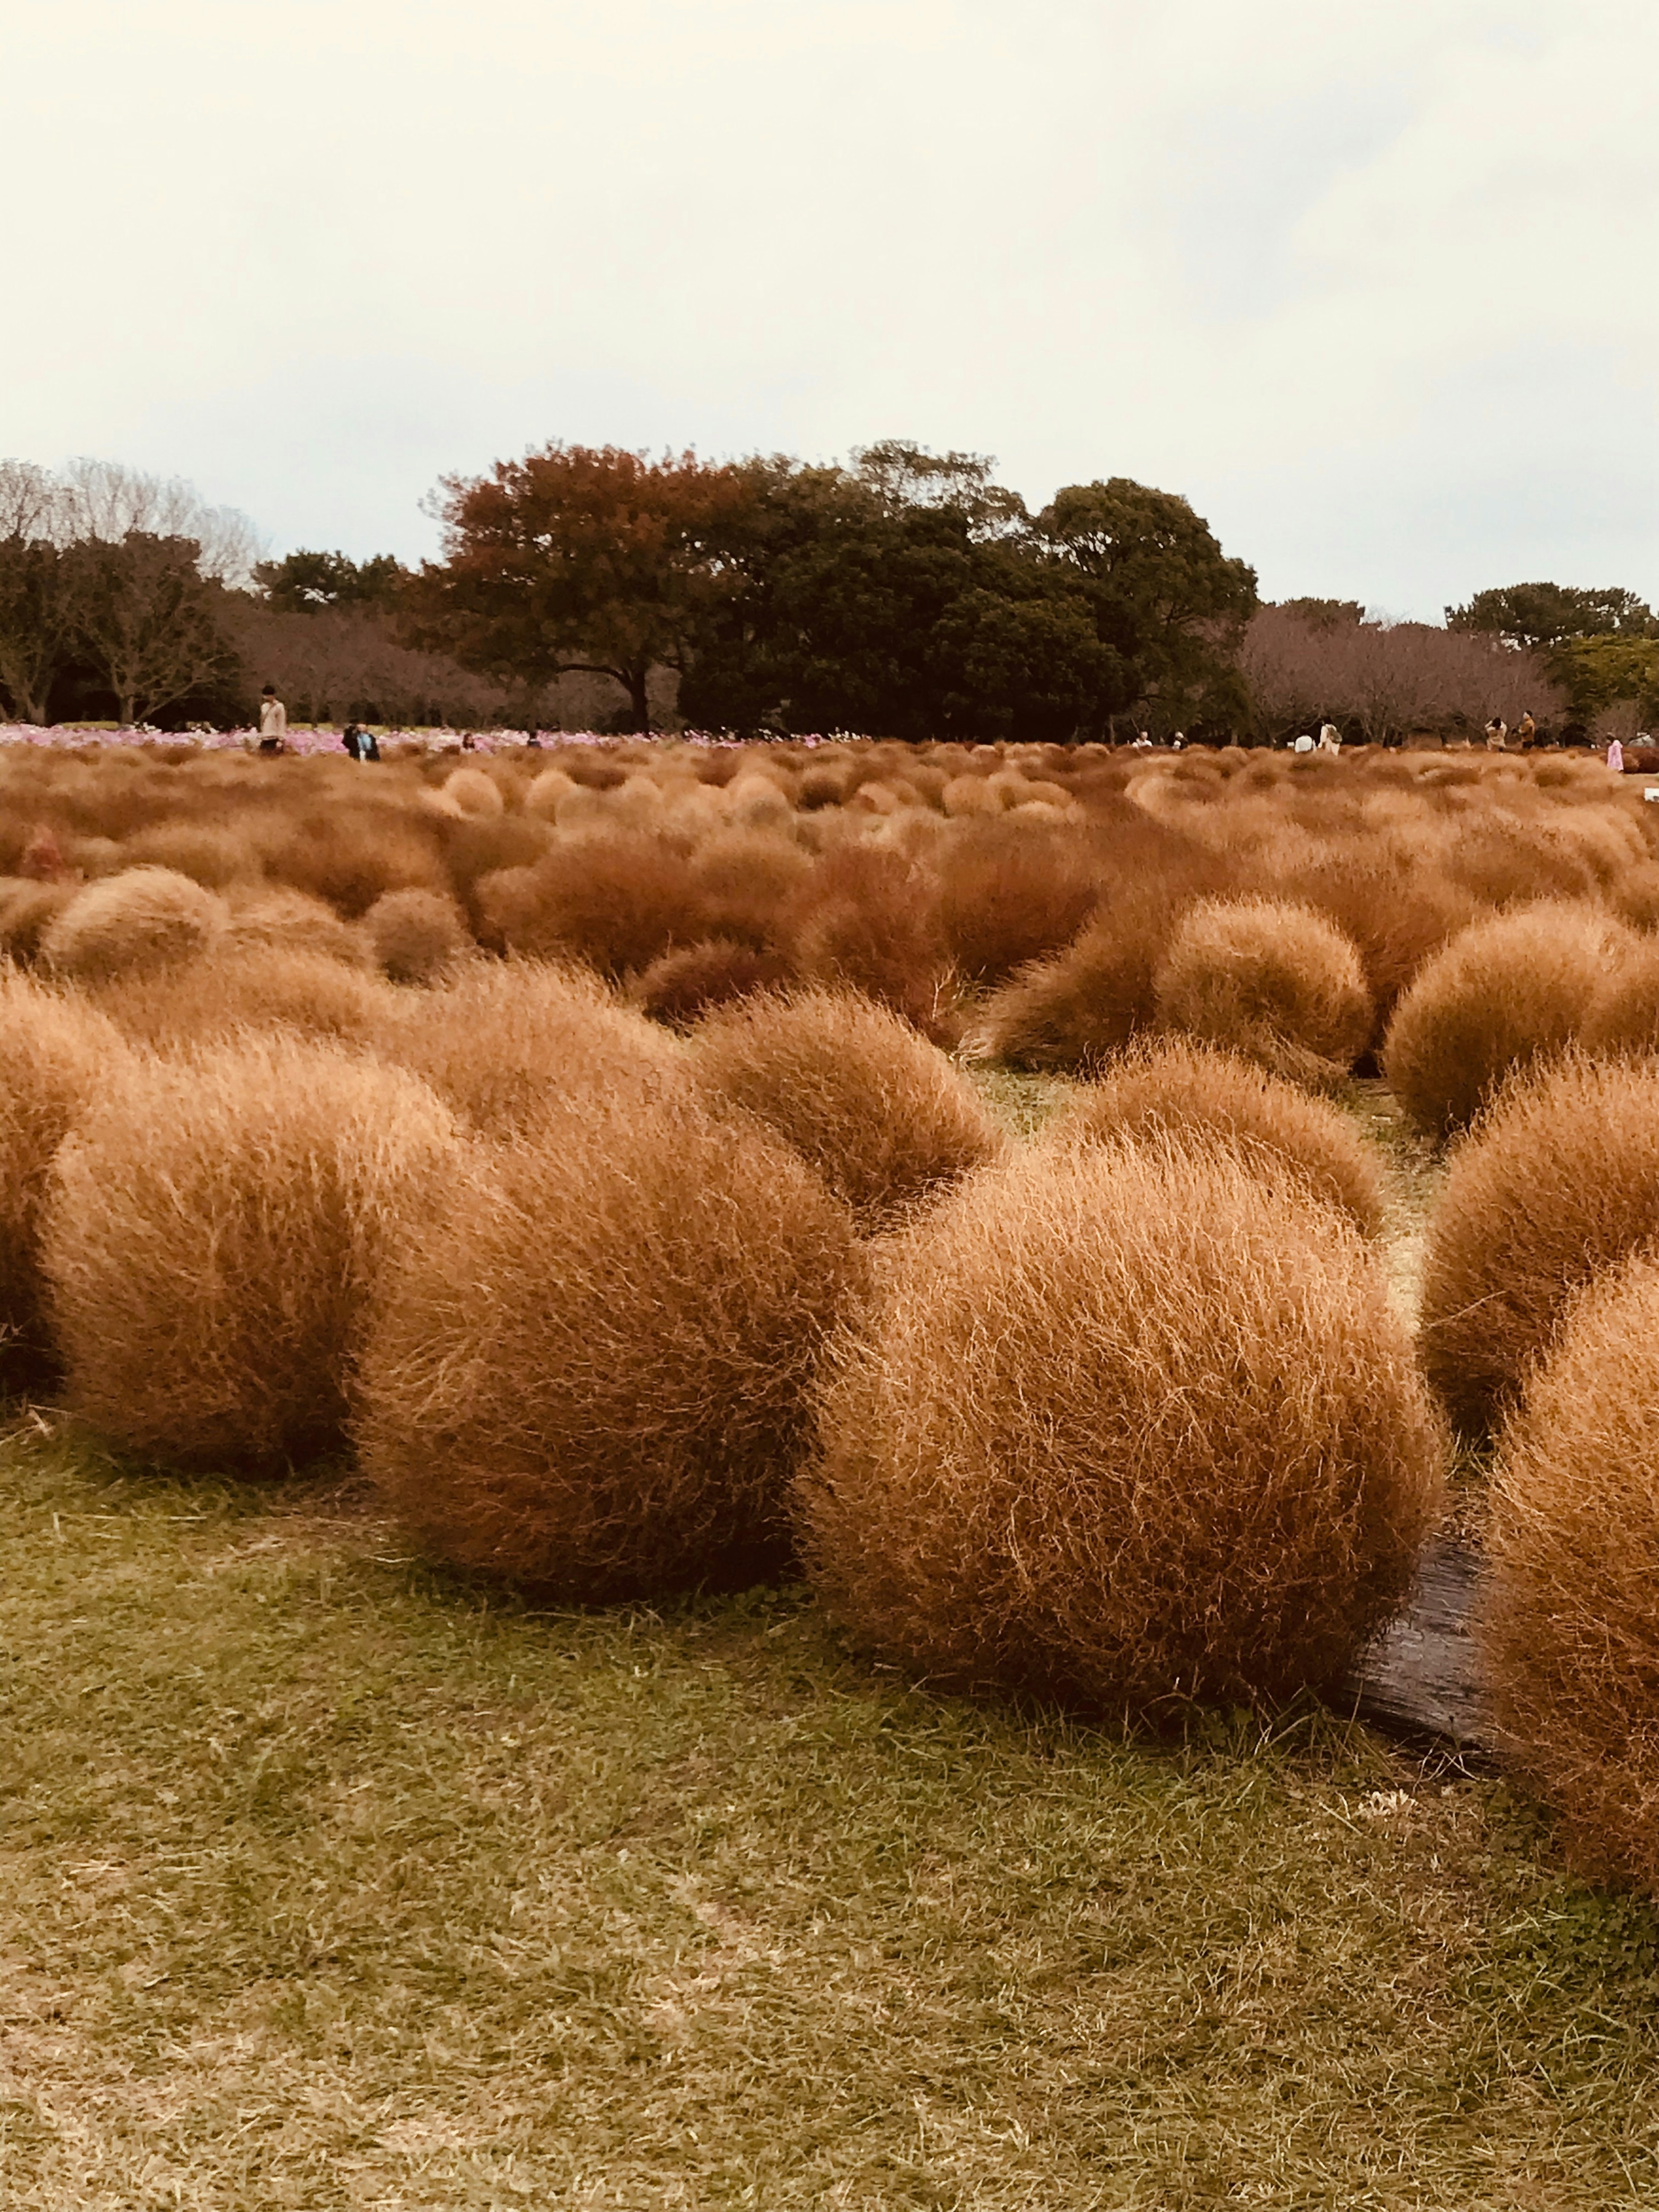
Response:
[4, 1074, 1659, 2208]
[2, 1434, 1658, 2209]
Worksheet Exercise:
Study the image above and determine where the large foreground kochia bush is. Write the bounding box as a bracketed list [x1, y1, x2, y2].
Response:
[42, 1037, 461, 1470]
[693, 987, 1004, 1231]
[1046, 1037, 1385, 1237]
[799, 1141, 1444, 1714]
[356, 1091, 864, 1598]
[1481, 1251, 1659, 1894]
[1383, 902, 1633, 1139]
[1418, 1054, 1659, 1433]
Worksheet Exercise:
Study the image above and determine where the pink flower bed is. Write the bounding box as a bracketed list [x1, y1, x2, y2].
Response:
[0, 726, 841, 753]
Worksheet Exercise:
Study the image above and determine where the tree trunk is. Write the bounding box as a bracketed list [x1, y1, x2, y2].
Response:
[628, 666, 652, 735]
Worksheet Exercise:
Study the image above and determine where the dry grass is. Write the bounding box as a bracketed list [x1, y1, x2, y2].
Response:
[1153, 896, 1373, 1087]
[1047, 1036, 1386, 1236]
[1418, 1053, 1659, 1435]
[801, 1138, 1445, 1715]
[1483, 1249, 1659, 1894]
[357, 1089, 863, 1597]
[693, 986, 1005, 1231]
[41, 1036, 461, 1471]
[1383, 901, 1634, 1139]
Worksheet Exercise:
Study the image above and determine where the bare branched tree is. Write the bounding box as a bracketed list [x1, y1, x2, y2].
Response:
[55, 458, 264, 586]
[62, 533, 235, 726]
[1238, 607, 1564, 743]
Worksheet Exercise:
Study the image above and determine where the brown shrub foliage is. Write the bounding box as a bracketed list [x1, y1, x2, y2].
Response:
[1582, 937, 1659, 1058]
[1481, 1250, 1659, 1892]
[800, 1140, 1444, 1714]
[693, 987, 1004, 1231]
[1046, 1037, 1385, 1236]
[1153, 897, 1373, 1087]
[630, 940, 795, 1028]
[91, 946, 397, 1053]
[356, 1090, 864, 1597]
[789, 842, 953, 1035]
[0, 972, 127, 1365]
[364, 888, 472, 984]
[382, 959, 689, 1139]
[261, 805, 448, 917]
[222, 886, 375, 968]
[1419, 1053, 1659, 1433]
[477, 833, 703, 978]
[1282, 857, 1477, 1038]
[122, 821, 255, 889]
[43, 1036, 460, 1470]
[0, 879, 75, 964]
[39, 867, 228, 985]
[975, 827, 1234, 1073]
[936, 820, 1102, 985]
[440, 766, 506, 818]
[1382, 901, 1634, 1139]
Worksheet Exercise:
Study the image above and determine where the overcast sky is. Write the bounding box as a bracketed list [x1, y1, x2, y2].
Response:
[6, 0, 1655, 616]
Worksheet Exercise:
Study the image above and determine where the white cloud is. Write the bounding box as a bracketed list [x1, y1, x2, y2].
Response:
[2, 0, 1653, 613]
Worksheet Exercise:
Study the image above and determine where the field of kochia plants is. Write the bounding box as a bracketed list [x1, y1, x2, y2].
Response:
[6, 730, 1659, 1900]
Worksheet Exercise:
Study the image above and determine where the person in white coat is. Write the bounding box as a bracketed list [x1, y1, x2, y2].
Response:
[258, 686, 288, 754]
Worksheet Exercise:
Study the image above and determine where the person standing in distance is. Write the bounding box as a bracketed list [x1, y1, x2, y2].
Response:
[258, 685, 288, 754]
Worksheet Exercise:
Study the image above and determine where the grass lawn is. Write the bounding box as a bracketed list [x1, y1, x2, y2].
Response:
[2, 1079, 1656, 2207]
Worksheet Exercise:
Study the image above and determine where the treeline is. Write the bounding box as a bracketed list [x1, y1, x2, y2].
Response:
[3, 447, 1657, 740]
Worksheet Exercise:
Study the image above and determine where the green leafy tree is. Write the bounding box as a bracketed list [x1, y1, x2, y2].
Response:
[407, 445, 756, 733]
[256, 549, 408, 613]
[1034, 479, 1258, 719]
[1548, 635, 1659, 723]
[1276, 597, 1364, 631]
[1447, 582, 1657, 649]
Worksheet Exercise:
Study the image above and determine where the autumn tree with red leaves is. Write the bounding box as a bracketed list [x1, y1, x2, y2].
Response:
[407, 445, 755, 732]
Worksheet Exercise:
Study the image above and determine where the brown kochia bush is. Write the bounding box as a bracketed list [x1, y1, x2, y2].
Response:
[1154, 897, 1373, 1087]
[91, 947, 397, 1054]
[788, 842, 954, 1036]
[222, 886, 375, 969]
[1480, 1250, 1659, 1893]
[693, 987, 1005, 1231]
[975, 830, 1234, 1073]
[1582, 937, 1659, 1059]
[0, 972, 127, 1364]
[356, 1089, 864, 1598]
[799, 1140, 1444, 1714]
[382, 958, 689, 1139]
[476, 832, 705, 979]
[364, 887, 472, 984]
[1382, 901, 1634, 1140]
[40, 866, 227, 984]
[630, 940, 795, 1028]
[936, 820, 1102, 985]
[1418, 1053, 1659, 1434]
[42, 1035, 461, 1470]
[1046, 1037, 1385, 1237]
